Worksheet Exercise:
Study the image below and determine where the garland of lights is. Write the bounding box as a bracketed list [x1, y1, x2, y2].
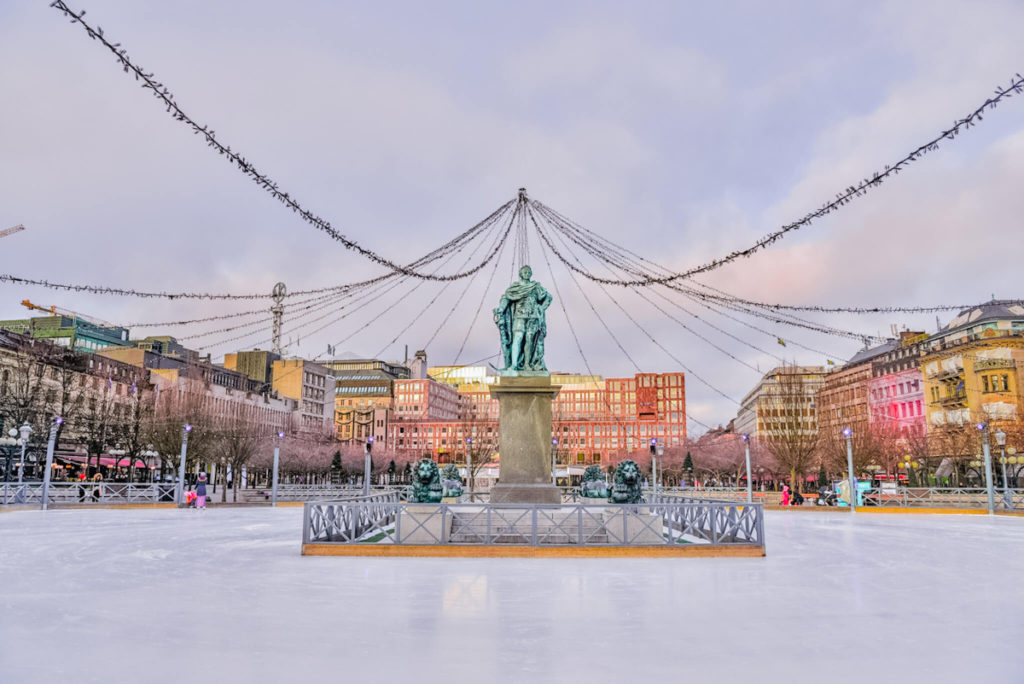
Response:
[527, 73, 1024, 287]
[48, 1, 519, 282]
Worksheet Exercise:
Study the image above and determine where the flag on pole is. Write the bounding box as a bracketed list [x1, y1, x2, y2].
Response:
[826, 359, 836, 366]
[131, 380, 137, 394]
[106, 376, 112, 389]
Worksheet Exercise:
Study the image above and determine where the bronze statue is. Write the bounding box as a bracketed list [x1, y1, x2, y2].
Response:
[493, 265, 552, 373]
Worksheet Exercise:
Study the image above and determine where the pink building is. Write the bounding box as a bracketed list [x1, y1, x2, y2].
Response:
[867, 333, 928, 437]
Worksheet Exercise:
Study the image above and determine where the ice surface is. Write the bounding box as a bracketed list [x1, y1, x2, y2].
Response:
[1, 507, 1022, 684]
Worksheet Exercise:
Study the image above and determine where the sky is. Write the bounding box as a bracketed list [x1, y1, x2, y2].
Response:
[1, 0, 1022, 432]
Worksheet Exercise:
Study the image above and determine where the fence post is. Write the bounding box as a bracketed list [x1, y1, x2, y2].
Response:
[40, 418, 61, 511]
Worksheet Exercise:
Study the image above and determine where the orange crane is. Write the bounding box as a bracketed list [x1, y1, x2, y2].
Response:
[0, 224, 25, 239]
[20, 300, 118, 328]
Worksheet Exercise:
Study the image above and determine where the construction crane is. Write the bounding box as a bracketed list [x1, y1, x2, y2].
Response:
[0, 224, 25, 239]
[20, 300, 118, 329]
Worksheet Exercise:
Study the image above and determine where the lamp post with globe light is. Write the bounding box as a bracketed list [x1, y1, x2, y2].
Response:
[176, 424, 192, 506]
[994, 428, 1009, 508]
[363, 436, 374, 496]
[742, 434, 752, 503]
[271, 430, 285, 507]
[466, 437, 473, 497]
[843, 428, 856, 512]
[16, 421, 31, 487]
[976, 422, 995, 515]
[41, 417, 63, 510]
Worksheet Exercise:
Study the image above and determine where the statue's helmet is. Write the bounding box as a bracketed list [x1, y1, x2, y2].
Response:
[518, 265, 532, 280]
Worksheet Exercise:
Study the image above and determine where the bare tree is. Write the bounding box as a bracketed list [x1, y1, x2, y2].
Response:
[761, 367, 819, 493]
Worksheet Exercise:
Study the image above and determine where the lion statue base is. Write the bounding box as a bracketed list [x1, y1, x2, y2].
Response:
[409, 457, 443, 503]
[440, 463, 463, 498]
[580, 464, 609, 498]
[610, 459, 644, 504]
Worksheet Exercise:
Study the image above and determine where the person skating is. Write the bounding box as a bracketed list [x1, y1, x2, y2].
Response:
[195, 473, 207, 510]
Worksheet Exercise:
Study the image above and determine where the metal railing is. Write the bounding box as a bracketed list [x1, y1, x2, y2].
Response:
[861, 487, 1023, 510]
[302, 497, 764, 548]
[270, 484, 401, 502]
[302, 491, 402, 543]
[0, 482, 177, 505]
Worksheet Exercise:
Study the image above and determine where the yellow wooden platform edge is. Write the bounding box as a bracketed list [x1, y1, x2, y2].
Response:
[302, 543, 766, 558]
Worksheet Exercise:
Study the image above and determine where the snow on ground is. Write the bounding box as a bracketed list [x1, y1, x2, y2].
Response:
[1, 507, 1021, 684]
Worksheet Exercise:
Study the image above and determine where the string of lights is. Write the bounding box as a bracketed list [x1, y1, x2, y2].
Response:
[48, 1, 521, 281]
[527, 74, 1024, 286]
[536, 207, 781, 370]
[205, 212, 513, 355]
[533, 209, 744, 406]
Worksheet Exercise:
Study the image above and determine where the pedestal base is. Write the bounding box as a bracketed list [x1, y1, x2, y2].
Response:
[489, 483, 562, 505]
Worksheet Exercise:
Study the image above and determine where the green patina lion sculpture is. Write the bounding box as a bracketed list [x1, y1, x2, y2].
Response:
[409, 457, 443, 503]
[440, 463, 463, 498]
[580, 464, 609, 498]
[610, 459, 644, 504]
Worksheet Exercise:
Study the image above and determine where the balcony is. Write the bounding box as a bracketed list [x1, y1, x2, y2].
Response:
[938, 393, 967, 408]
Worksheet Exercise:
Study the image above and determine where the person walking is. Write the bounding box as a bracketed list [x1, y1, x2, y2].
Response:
[91, 473, 104, 503]
[781, 483, 790, 507]
[195, 473, 208, 511]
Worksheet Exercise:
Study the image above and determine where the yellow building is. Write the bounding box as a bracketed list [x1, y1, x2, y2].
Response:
[271, 359, 332, 433]
[921, 302, 1024, 429]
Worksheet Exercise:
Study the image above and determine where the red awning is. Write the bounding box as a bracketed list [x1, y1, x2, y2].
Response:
[58, 454, 148, 468]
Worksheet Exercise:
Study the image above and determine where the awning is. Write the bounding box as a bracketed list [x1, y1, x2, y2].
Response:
[58, 454, 149, 468]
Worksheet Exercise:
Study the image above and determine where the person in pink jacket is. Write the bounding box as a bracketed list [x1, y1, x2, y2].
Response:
[781, 484, 790, 506]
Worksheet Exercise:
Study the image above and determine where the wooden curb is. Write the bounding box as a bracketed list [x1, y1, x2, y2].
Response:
[301, 543, 766, 558]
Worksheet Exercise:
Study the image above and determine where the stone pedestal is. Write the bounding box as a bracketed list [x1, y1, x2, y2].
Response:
[489, 374, 561, 504]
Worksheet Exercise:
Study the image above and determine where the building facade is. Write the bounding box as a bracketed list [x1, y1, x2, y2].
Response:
[271, 359, 333, 433]
[386, 371, 686, 466]
[921, 301, 1024, 429]
[867, 332, 928, 437]
[735, 366, 826, 439]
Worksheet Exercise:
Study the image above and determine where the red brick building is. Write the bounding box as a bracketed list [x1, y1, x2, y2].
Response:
[386, 371, 686, 466]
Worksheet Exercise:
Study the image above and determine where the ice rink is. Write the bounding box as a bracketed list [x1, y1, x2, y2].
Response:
[1, 506, 1021, 684]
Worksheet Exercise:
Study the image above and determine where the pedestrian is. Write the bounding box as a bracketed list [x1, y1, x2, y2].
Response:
[195, 472, 207, 510]
[781, 483, 790, 507]
[792, 489, 804, 506]
[91, 473, 103, 502]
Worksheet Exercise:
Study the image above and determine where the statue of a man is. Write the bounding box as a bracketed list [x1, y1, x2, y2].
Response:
[493, 265, 552, 372]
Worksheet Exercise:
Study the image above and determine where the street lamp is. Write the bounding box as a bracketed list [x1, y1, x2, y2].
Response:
[466, 437, 473, 497]
[16, 421, 32, 490]
[41, 417, 62, 510]
[552, 438, 559, 486]
[995, 428, 1009, 508]
[742, 434, 752, 503]
[363, 436, 374, 496]
[271, 430, 285, 507]
[176, 424, 192, 506]
[975, 422, 995, 514]
[842, 427, 856, 512]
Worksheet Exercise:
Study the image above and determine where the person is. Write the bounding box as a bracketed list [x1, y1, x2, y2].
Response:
[792, 489, 804, 506]
[780, 483, 790, 507]
[91, 473, 103, 502]
[78, 472, 87, 502]
[195, 473, 207, 510]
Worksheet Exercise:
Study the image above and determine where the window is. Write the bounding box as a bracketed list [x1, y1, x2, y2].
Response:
[983, 376, 991, 393]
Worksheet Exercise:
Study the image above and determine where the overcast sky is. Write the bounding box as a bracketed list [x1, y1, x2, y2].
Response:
[1, 1, 1022, 432]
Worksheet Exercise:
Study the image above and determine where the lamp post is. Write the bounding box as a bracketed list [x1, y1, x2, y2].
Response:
[16, 421, 32, 488]
[649, 438, 657, 495]
[363, 436, 374, 496]
[271, 430, 284, 507]
[176, 424, 191, 506]
[551, 438, 558, 486]
[742, 434, 752, 504]
[995, 428, 1009, 509]
[843, 427, 856, 512]
[41, 417, 62, 511]
[976, 422, 995, 515]
[466, 437, 473, 497]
